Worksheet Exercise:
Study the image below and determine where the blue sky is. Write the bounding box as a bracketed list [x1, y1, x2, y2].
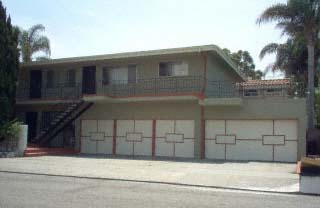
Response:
[3, 0, 286, 78]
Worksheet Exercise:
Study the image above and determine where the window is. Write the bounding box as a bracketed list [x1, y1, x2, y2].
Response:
[46, 70, 54, 88]
[65, 69, 76, 87]
[128, 65, 137, 83]
[244, 89, 258, 96]
[103, 65, 137, 85]
[266, 88, 282, 93]
[159, 62, 188, 77]
[102, 67, 110, 85]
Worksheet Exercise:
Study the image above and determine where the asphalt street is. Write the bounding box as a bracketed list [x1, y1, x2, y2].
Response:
[0, 172, 319, 208]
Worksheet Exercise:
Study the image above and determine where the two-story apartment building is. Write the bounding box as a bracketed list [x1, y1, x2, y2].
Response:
[16, 45, 307, 162]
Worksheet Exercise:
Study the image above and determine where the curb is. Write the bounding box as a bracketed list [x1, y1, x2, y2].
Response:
[0, 170, 312, 196]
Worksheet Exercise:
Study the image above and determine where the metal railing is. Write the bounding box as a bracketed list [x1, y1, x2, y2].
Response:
[16, 78, 306, 101]
[206, 80, 306, 98]
[99, 76, 203, 97]
[16, 81, 82, 101]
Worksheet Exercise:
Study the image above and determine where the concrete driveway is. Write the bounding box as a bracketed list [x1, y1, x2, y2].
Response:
[0, 155, 299, 193]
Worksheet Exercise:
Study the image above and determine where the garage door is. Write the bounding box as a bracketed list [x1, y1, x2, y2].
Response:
[155, 120, 194, 158]
[81, 119, 153, 156]
[205, 120, 298, 162]
[116, 120, 153, 156]
[81, 119, 113, 154]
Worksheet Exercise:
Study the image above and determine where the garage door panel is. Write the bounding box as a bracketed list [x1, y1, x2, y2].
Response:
[97, 120, 113, 137]
[135, 120, 153, 138]
[116, 120, 153, 156]
[81, 137, 96, 154]
[175, 139, 194, 158]
[156, 138, 174, 157]
[117, 120, 134, 137]
[175, 120, 194, 138]
[274, 141, 297, 162]
[134, 138, 152, 156]
[116, 137, 133, 155]
[155, 120, 195, 158]
[156, 120, 174, 137]
[205, 119, 298, 162]
[205, 120, 225, 139]
[227, 140, 273, 161]
[227, 120, 273, 140]
[97, 138, 113, 154]
[81, 120, 97, 137]
[205, 140, 225, 159]
[274, 120, 298, 141]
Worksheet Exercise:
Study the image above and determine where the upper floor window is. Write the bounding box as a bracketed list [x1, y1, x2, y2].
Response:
[103, 65, 137, 85]
[65, 69, 76, 87]
[46, 70, 54, 88]
[159, 62, 188, 77]
[244, 89, 258, 97]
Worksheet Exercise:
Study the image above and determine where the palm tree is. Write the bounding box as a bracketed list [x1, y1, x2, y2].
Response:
[259, 38, 309, 81]
[257, 0, 320, 129]
[18, 24, 51, 62]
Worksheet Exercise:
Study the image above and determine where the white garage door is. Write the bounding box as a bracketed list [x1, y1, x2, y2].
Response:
[80, 119, 153, 156]
[116, 120, 153, 156]
[81, 119, 114, 154]
[205, 120, 298, 162]
[155, 120, 195, 158]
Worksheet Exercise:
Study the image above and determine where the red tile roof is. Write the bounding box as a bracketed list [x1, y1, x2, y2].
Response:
[240, 79, 291, 86]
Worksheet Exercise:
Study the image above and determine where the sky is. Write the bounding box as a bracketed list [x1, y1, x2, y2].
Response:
[3, 0, 287, 78]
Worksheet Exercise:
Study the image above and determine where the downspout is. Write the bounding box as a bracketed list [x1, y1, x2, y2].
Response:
[199, 51, 207, 159]
[200, 51, 208, 99]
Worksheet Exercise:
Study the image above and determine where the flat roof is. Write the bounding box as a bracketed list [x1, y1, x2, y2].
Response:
[21, 44, 246, 80]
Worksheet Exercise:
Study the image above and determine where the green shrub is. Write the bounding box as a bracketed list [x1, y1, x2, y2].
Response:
[0, 120, 22, 142]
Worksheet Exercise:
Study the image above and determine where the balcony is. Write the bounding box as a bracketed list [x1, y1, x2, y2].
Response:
[16, 81, 81, 103]
[97, 76, 203, 97]
[16, 77, 306, 104]
[206, 80, 306, 98]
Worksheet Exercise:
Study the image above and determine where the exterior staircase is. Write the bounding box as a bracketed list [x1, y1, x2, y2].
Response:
[24, 146, 78, 157]
[33, 100, 93, 147]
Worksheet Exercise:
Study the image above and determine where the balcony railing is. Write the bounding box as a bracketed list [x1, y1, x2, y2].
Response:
[16, 81, 82, 101]
[99, 76, 203, 97]
[16, 77, 306, 102]
[206, 80, 306, 98]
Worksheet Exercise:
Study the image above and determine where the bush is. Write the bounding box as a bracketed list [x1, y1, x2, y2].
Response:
[0, 120, 22, 142]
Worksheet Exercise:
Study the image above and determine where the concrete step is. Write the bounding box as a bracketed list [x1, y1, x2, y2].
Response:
[24, 147, 78, 157]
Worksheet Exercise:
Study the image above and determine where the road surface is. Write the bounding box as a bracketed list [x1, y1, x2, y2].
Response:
[0, 172, 318, 208]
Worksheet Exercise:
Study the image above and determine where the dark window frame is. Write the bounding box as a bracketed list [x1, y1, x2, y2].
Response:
[46, 70, 54, 88]
[159, 61, 188, 77]
[65, 69, 76, 87]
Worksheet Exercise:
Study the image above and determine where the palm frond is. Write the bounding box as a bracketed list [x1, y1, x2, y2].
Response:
[259, 43, 279, 59]
[256, 3, 291, 25]
[32, 36, 51, 55]
[28, 24, 45, 43]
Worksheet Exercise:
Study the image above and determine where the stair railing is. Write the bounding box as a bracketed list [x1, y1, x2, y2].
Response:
[33, 83, 82, 144]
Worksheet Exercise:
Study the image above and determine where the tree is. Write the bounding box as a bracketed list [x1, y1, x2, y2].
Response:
[18, 24, 51, 62]
[257, 0, 320, 129]
[0, 0, 19, 126]
[259, 38, 309, 80]
[223, 48, 264, 80]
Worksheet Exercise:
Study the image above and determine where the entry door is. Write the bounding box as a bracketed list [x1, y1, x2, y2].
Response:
[26, 112, 38, 143]
[29, 70, 42, 99]
[82, 66, 96, 94]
